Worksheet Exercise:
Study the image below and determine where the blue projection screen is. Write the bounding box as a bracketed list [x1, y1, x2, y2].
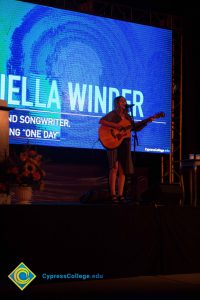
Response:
[0, 0, 172, 154]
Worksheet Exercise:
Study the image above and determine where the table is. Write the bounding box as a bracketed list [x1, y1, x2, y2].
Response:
[180, 159, 200, 207]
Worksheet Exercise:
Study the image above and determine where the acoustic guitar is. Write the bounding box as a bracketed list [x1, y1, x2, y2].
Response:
[98, 112, 165, 150]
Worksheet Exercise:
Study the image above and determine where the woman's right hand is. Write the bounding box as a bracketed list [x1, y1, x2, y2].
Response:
[114, 124, 124, 131]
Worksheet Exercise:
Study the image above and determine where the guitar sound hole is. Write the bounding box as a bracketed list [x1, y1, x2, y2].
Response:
[111, 129, 117, 139]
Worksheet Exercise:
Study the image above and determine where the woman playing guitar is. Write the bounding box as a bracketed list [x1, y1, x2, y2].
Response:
[99, 95, 159, 203]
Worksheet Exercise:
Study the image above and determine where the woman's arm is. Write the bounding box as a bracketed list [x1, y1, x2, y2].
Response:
[134, 116, 155, 131]
[99, 118, 122, 130]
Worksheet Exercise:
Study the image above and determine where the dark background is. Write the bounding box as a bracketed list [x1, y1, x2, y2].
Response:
[1, 2, 200, 299]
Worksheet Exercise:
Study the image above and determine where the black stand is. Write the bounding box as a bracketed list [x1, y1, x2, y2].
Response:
[0, 106, 14, 111]
[128, 107, 139, 164]
[124, 107, 139, 202]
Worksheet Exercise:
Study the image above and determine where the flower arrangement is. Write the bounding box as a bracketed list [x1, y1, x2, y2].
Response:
[8, 147, 45, 191]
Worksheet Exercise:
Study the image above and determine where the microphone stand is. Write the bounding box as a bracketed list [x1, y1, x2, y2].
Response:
[125, 107, 139, 202]
[128, 108, 138, 164]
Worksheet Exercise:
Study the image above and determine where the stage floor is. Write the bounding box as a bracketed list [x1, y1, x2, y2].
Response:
[1, 201, 200, 299]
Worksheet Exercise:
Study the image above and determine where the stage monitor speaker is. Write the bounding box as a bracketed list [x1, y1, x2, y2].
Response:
[140, 183, 181, 206]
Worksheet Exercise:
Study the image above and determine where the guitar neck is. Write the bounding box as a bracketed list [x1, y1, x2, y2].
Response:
[98, 111, 164, 150]
[138, 112, 164, 126]
[140, 116, 153, 125]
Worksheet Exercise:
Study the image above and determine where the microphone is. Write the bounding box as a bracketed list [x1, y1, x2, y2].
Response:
[125, 104, 135, 109]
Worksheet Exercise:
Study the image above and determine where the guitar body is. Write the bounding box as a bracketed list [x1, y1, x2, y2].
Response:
[99, 112, 165, 150]
[98, 119, 132, 150]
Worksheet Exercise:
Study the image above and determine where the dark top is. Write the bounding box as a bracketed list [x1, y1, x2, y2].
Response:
[100, 110, 148, 174]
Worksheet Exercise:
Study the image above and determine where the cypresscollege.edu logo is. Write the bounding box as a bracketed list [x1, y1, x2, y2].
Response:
[42, 272, 104, 280]
[7, 262, 104, 291]
[8, 262, 36, 291]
